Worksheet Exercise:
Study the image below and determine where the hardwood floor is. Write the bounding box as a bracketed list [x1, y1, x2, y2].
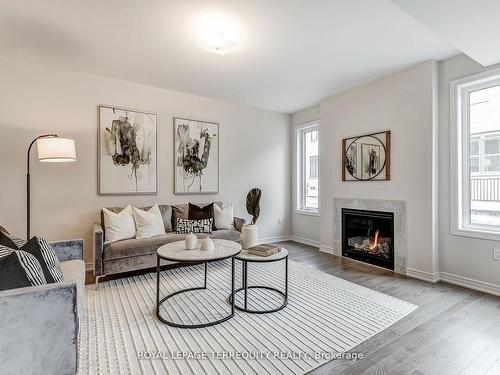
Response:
[86, 240, 500, 375]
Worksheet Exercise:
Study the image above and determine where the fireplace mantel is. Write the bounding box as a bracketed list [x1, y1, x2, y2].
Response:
[333, 198, 407, 275]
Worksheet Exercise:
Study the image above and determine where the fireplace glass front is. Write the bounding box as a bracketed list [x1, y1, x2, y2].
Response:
[342, 208, 394, 270]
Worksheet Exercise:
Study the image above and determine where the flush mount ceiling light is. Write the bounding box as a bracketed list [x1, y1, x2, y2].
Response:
[201, 30, 237, 55]
[195, 12, 240, 56]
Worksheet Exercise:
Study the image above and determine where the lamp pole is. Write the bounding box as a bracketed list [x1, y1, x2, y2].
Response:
[26, 134, 58, 239]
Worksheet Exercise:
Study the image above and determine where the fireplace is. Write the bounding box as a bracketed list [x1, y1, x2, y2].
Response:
[342, 208, 394, 270]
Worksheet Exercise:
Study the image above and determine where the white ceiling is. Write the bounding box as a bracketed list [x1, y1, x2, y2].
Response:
[391, 0, 500, 67]
[0, 0, 458, 113]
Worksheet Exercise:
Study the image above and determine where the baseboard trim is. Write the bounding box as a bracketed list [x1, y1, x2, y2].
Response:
[290, 235, 320, 248]
[405, 267, 500, 296]
[259, 235, 291, 243]
[319, 245, 335, 254]
[406, 267, 440, 283]
[439, 272, 500, 297]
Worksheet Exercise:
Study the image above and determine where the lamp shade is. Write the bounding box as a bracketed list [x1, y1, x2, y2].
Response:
[36, 137, 76, 162]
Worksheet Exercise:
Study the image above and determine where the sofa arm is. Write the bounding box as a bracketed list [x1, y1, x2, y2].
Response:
[0, 283, 78, 375]
[233, 217, 246, 232]
[93, 222, 104, 276]
[50, 239, 83, 261]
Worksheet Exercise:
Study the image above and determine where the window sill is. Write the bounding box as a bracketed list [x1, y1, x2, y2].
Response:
[295, 209, 320, 217]
[451, 226, 500, 242]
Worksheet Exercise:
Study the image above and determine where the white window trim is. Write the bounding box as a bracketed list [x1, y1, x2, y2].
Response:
[450, 67, 500, 241]
[295, 120, 320, 216]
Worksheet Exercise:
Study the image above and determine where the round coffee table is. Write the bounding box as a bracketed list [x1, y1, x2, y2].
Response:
[230, 248, 288, 314]
[156, 239, 241, 328]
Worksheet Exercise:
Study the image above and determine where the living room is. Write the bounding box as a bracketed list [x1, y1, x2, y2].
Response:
[1, 1, 500, 375]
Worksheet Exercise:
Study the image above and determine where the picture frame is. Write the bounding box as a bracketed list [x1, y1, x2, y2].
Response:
[98, 105, 158, 195]
[342, 130, 391, 181]
[174, 117, 219, 194]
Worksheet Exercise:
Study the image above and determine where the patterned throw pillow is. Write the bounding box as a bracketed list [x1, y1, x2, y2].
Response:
[176, 218, 213, 234]
[0, 232, 64, 283]
[0, 247, 47, 291]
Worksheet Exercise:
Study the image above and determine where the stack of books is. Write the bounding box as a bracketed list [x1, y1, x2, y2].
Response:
[247, 243, 281, 257]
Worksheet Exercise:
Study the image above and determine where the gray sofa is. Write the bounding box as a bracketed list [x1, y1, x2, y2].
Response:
[0, 230, 85, 375]
[93, 203, 245, 282]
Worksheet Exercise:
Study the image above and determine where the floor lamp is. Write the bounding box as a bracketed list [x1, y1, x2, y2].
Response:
[27, 134, 76, 239]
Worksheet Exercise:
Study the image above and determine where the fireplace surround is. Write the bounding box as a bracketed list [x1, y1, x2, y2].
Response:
[333, 198, 407, 275]
[342, 208, 394, 270]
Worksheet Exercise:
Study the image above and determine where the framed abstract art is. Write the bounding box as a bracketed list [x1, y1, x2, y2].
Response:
[174, 117, 219, 194]
[98, 105, 158, 195]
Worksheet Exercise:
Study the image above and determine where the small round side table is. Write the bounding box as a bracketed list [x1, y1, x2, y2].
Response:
[230, 248, 288, 314]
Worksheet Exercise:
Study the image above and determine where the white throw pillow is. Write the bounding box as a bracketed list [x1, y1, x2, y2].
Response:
[103, 206, 136, 243]
[214, 203, 235, 230]
[133, 204, 166, 239]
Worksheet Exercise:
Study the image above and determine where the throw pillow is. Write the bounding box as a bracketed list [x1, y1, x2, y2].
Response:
[20, 237, 64, 283]
[102, 205, 136, 243]
[1, 233, 63, 284]
[171, 204, 188, 232]
[189, 203, 216, 231]
[176, 218, 213, 234]
[214, 203, 235, 230]
[0, 231, 27, 248]
[0, 248, 47, 291]
[133, 204, 167, 239]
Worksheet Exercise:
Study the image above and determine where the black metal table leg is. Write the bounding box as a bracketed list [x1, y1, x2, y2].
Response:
[231, 257, 235, 315]
[156, 255, 160, 313]
[244, 261, 248, 310]
[204, 261, 207, 289]
[230, 256, 288, 314]
[156, 257, 237, 328]
[285, 256, 288, 299]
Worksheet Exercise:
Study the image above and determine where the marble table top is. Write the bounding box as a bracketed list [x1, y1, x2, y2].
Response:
[157, 239, 242, 262]
[236, 248, 288, 262]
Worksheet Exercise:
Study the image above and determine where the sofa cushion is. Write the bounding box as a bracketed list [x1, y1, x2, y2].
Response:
[104, 233, 187, 260]
[101, 205, 173, 234]
[211, 230, 241, 242]
[133, 205, 166, 239]
[0, 248, 47, 290]
[103, 230, 241, 261]
[189, 203, 216, 231]
[176, 218, 213, 234]
[59, 259, 85, 315]
[171, 204, 188, 231]
[102, 206, 136, 243]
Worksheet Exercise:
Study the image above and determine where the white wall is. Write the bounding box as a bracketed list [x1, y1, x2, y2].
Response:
[318, 60, 438, 275]
[0, 58, 291, 265]
[290, 105, 321, 245]
[438, 54, 500, 288]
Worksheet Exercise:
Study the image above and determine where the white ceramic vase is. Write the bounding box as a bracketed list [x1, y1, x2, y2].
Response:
[200, 237, 215, 251]
[241, 224, 259, 249]
[185, 232, 198, 250]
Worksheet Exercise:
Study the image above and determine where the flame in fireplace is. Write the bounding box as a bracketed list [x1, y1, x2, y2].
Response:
[368, 230, 380, 250]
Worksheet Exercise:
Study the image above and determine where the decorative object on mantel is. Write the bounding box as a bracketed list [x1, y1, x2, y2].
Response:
[26, 134, 76, 238]
[342, 130, 391, 181]
[174, 117, 219, 194]
[200, 237, 215, 251]
[98, 105, 157, 195]
[184, 232, 198, 250]
[241, 188, 262, 249]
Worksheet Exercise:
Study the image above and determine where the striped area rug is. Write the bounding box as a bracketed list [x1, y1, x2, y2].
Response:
[79, 259, 417, 375]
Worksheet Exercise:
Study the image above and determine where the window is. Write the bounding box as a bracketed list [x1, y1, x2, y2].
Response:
[309, 155, 319, 178]
[296, 122, 319, 214]
[451, 69, 500, 240]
